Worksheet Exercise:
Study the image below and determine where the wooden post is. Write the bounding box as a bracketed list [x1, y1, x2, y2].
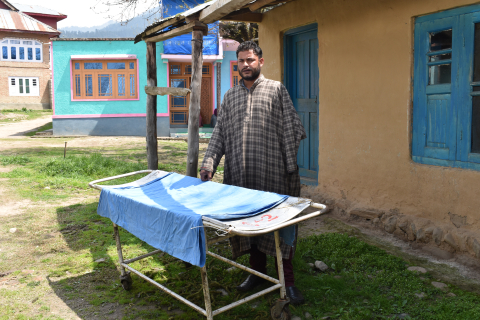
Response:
[186, 28, 205, 178]
[146, 42, 158, 170]
[216, 61, 221, 112]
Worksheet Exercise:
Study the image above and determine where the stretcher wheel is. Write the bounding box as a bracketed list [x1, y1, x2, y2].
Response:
[270, 299, 291, 320]
[120, 273, 132, 291]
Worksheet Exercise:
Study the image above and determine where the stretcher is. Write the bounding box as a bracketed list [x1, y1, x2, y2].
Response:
[89, 170, 328, 320]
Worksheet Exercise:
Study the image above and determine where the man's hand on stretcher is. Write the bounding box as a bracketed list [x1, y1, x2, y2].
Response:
[200, 170, 212, 181]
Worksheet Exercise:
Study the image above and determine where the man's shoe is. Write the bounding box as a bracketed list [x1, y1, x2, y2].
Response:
[286, 286, 305, 305]
[236, 274, 266, 292]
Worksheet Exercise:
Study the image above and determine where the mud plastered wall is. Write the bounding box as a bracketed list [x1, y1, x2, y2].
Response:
[259, 0, 480, 259]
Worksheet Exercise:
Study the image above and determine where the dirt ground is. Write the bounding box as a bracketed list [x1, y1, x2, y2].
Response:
[2, 117, 480, 319]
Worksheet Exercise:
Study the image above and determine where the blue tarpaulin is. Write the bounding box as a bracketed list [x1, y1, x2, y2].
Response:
[161, 0, 219, 55]
[164, 33, 219, 55]
[97, 173, 287, 267]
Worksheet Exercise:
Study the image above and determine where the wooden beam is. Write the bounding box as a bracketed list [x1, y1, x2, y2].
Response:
[145, 86, 191, 96]
[249, 0, 279, 11]
[216, 62, 221, 114]
[185, 12, 200, 23]
[222, 11, 263, 22]
[146, 42, 158, 170]
[146, 21, 207, 43]
[144, 16, 183, 37]
[199, 0, 254, 24]
[186, 29, 204, 178]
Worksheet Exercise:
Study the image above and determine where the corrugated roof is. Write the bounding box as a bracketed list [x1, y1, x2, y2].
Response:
[0, 8, 59, 33]
[12, 3, 65, 16]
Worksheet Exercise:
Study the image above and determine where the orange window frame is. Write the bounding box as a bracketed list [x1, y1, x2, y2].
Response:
[71, 59, 138, 100]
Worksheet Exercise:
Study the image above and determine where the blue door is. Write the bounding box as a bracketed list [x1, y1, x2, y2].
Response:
[285, 24, 319, 185]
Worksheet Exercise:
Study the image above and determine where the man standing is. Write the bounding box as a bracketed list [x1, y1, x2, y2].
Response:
[200, 41, 307, 305]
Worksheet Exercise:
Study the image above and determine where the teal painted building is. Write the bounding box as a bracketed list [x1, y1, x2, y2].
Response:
[51, 38, 239, 136]
[51, 38, 169, 136]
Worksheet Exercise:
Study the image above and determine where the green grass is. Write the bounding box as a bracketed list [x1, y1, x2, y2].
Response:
[292, 233, 480, 319]
[0, 140, 479, 319]
[25, 122, 53, 137]
[0, 152, 148, 200]
[0, 108, 51, 123]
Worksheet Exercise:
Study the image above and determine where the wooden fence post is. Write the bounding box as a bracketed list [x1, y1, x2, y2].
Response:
[186, 28, 205, 178]
[216, 61, 221, 112]
[146, 41, 158, 170]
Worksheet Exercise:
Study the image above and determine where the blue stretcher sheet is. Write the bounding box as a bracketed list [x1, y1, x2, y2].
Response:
[97, 173, 288, 267]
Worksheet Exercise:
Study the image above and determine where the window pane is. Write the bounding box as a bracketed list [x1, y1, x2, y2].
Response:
[28, 48, 32, 60]
[75, 63, 80, 70]
[202, 65, 209, 74]
[25, 79, 29, 94]
[19, 78, 23, 93]
[11, 78, 15, 85]
[171, 78, 186, 88]
[35, 42, 41, 46]
[429, 53, 451, 62]
[472, 96, 480, 153]
[32, 79, 37, 86]
[233, 64, 238, 72]
[130, 75, 135, 96]
[35, 48, 40, 60]
[75, 75, 81, 96]
[170, 64, 181, 75]
[185, 65, 192, 74]
[118, 74, 125, 96]
[172, 96, 186, 106]
[2, 46, 7, 59]
[129, 62, 134, 69]
[429, 64, 451, 85]
[84, 62, 102, 69]
[11, 47, 16, 59]
[85, 75, 93, 96]
[430, 29, 452, 51]
[10, 40, 20, 44]
[107, 62, 125, 69]
[171, 112, 187, 124]
[19, 47, 24, 59]
[233, 75, 239, 86]
[98, 74, 112, 96]
[1, 40, 7, 44]
[473, 23, 480, 82]
[23, 41, 32, 45]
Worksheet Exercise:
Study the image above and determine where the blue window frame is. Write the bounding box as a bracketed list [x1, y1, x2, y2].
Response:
[413, 4, 480, 170]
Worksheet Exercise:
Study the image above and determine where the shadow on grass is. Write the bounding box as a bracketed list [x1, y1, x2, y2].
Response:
[50, 202, 195, 319]
[49, 202, 280, 320]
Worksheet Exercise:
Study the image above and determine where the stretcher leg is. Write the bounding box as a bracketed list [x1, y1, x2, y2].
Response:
[113, 223, 132, 290]
[201, 265, 213, 320]
[201, 230, 214, 320]
[271, 230, 291, 320]
[274, 230, 286, 300]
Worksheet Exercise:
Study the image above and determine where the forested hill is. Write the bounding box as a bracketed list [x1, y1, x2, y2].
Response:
[59, 14, 160, 38]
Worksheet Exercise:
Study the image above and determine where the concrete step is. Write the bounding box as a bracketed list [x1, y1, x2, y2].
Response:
[35, 129, 53, 136]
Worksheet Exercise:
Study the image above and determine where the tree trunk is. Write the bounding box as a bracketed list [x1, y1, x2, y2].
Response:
[186, 30, 204, 178]
[146, 42, 158, 170]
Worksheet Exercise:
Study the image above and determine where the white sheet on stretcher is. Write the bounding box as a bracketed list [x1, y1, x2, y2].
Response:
[220, 197, 311, 231]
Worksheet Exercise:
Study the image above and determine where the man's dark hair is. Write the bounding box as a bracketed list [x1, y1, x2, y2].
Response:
[236, 41, 262, 59]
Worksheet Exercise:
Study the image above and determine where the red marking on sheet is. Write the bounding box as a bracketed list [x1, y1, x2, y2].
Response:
[254, 215, 279, 223]
[241, 221, 261, 227]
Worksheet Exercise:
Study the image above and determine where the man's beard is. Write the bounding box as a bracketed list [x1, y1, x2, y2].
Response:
[239, 66, 261, 81]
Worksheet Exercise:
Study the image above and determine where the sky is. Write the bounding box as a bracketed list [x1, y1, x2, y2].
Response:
[16, 0, 160, 28]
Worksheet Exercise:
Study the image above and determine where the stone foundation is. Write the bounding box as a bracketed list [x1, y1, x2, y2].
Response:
[301, 186, 480, 260]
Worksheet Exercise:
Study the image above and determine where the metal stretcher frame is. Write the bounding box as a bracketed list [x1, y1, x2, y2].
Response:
[89, 170, 328, 320]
